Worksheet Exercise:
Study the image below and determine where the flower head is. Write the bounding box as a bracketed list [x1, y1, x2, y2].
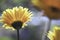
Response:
[0, 6, 33, 30]
[31, 0, 60, 19]
[47, 26, 60, 40]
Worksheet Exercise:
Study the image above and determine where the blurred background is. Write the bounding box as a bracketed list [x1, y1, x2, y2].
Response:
[0, 0, 60, 40]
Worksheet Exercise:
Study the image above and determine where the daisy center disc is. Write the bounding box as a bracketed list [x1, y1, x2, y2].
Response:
[11, 21, 23, 29]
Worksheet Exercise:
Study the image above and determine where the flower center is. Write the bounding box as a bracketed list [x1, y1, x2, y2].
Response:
[11, 21, 23, 29]
[50, 6, 60, 13]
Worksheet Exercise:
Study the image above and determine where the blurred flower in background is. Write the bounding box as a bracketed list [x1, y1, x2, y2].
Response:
[47, 26, 60, 40]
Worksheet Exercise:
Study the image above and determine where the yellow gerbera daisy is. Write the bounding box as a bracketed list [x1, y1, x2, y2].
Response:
[0, 6, 33, 30]
[47, 26, 60, 40]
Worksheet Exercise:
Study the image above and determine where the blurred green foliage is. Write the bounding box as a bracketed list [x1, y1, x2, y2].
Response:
[0, 37, 13, 40]
[0, 0, 30, 13]
[0, 0, 5, 3]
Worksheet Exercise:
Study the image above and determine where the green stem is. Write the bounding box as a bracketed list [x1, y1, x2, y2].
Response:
[17, 29, 19, 40]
